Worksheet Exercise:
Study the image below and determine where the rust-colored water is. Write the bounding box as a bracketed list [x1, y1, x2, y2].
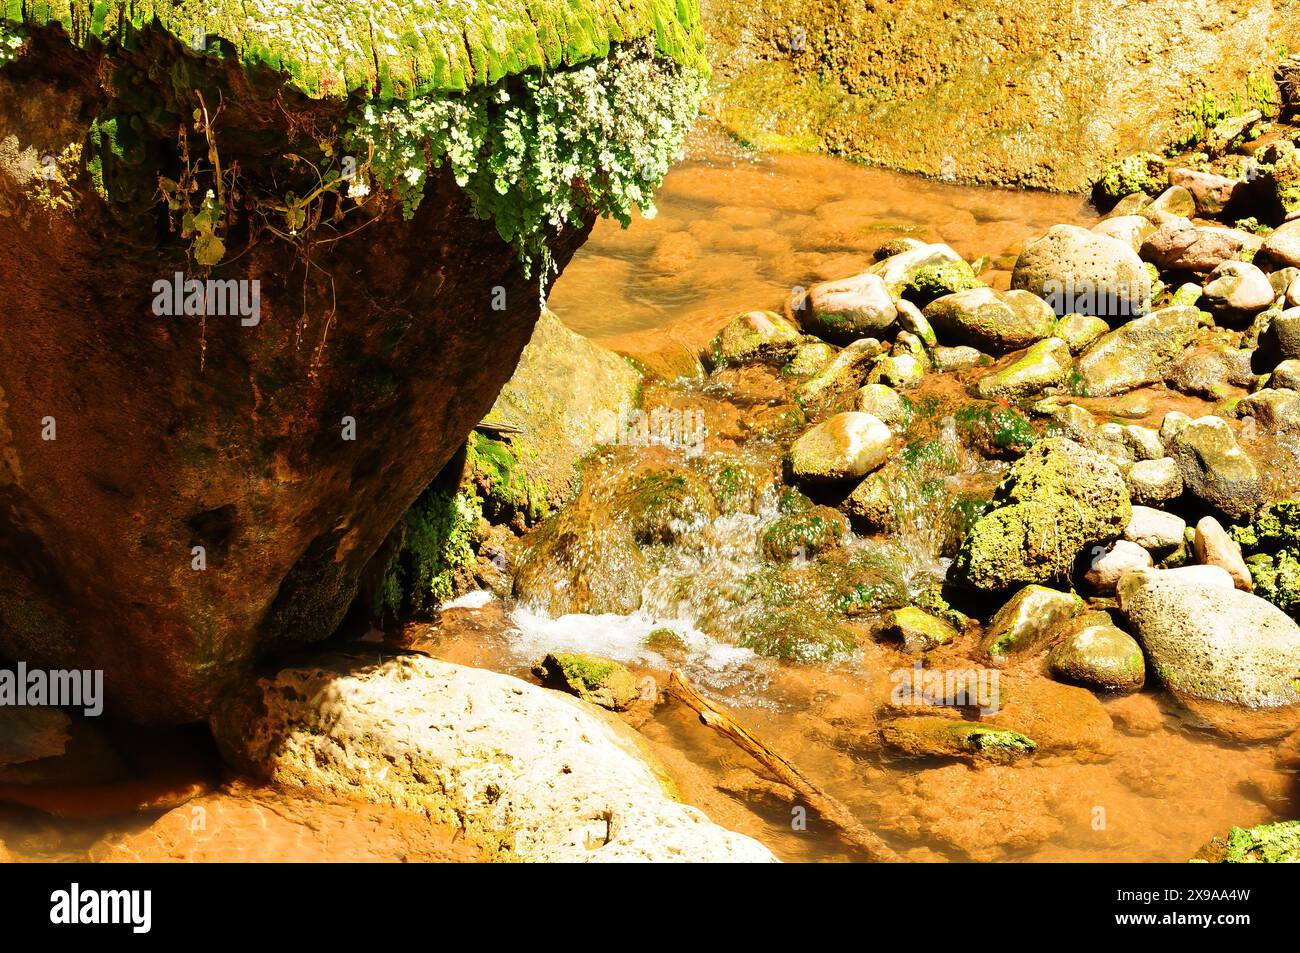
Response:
[547, 121, 1094, 363]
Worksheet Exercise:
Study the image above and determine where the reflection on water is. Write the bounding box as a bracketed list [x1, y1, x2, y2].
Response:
[547, 120, 1095, 344]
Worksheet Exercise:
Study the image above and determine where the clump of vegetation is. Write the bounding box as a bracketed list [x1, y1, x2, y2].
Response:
[1095, 152, 1166, 202]
[346, 42, 707, 275]
[0, 21, 23, 65]
[372, 485, 483, 621]
[1198, 821, 1300, 863]
[1232, 500, 1300, 619]
[467, 433, 548, 525]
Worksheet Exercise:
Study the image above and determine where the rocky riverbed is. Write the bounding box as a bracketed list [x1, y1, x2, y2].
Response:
[4, 6, 1300, 866]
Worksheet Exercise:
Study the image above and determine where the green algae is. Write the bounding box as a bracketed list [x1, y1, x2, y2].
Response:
[1094, 152, 1165, 202]
[372, 484, 482, 620]
[5, 0, 708, 100]
[1232, 500, 1300, 620]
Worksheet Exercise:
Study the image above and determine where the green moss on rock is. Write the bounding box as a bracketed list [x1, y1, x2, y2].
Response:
[372, 484, 483, 620]
[6, 0, 708, 99]
[1095, 152, 1166, 203]
[1233, 500, 1300, 619]
[1196, 820, 1300, 863]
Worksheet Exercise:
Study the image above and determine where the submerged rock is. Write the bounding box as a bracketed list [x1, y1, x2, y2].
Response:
[879, 717, 1035, 763]
[958, 438, 1131, 592]
[1047, 611, 1145, 694]
[1118, 568, 1300, 739]
[212, 652, 776, 862]
[790, 412, 893, 483]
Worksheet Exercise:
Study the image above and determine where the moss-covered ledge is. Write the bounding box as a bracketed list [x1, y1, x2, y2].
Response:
[3, 0, 708, 98]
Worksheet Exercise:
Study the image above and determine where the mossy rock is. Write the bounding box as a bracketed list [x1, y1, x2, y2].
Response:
[880, 717, 1036, 763]
[901, 260, 983, 307]
[884, 607, 958, 653]
[6, 0, 709, 99]
[1233, 500, 1300, 619]
[532, 652, 642, 711]
[761, 506, 849, 561]
[957, 438, 1132, 592]
[1095, 152, 1167, 204]
[623, 467, 719, 544]
[954, 403, 1037, 460]
[1195, 820, 1300, 863]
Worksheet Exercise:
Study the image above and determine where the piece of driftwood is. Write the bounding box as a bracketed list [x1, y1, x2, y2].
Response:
[668, 669, 903, 863]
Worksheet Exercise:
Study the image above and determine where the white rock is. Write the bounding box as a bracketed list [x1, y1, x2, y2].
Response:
[1082, 539, 1153, 593]
[1124, 506, 1187, 550]
[211, 653, 778, 863]
[1193, 515, 1253, 591]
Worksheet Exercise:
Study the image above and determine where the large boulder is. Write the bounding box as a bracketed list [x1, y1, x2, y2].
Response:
[211, 651, 777, 862]
[705, 0, 1300, 192]
[0, 5, 707, 721]
[1012, 225, 1151, 318]
[957, 437, 1131, 591]
[923, 287, 1055, 353]
[1075, 306, 1200, 397]
[1118, 568, 1300, 739]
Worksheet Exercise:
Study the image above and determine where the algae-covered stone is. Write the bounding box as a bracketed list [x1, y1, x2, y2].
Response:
[894, 299, 938, 347]
[974, 337, 1072, 401]
[958, 438, 1131, 591]
[1075, 306, 1199, 396]
[1126, 457, 1183, 504]
[879, 717, 1035, 763]
[1166, 415, 1262, 521]
[795, 338, 884, 409]
[924, 287, 1055, 354]
[790, 412, 893, 484]
[1012, 224, 1151, 318]
[868, 242, 966, 297]
[885, 607, 958, 653]
[533, 652, 642, 711]
[1195, 821, 1300, 863]
[801, 272, 898, 343]
[1232, 499, 1300, 619]
[855, 384, 910, 429]
[899, 259, 983, 306]
[1169, 168, 1244, 216]
[1118, 568, 1300, 738]
[1095, 153, 1166, 202]
[1052, 312, 1109, 354]
[1145, 184, 1196, 219]
[1047, 611, 1145, 693]
[868, 351, 927, 389]
[709, 310, 801, 367]
[979, 584, 1082, 662]
[761, 505, 849, 561]
[782, 340, 836, 379]
[954, 403, 1037, 459]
